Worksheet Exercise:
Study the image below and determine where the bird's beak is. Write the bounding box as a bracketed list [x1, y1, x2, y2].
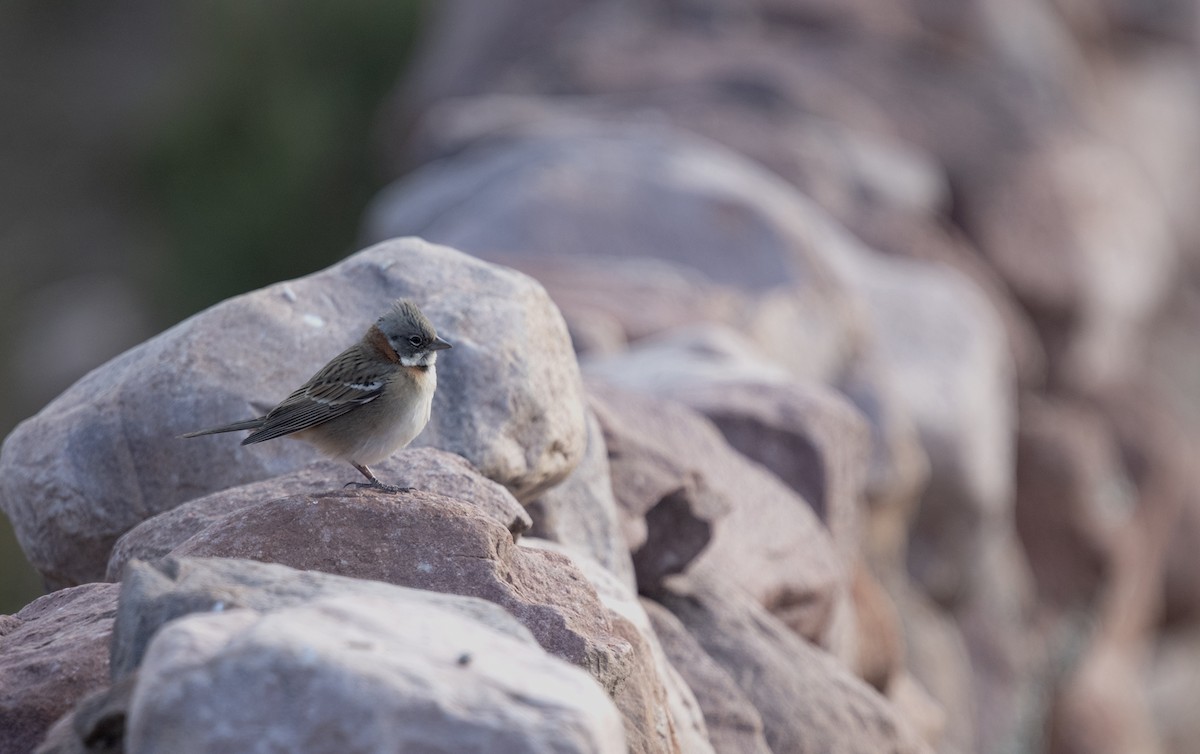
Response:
[430, 336, 453, 351]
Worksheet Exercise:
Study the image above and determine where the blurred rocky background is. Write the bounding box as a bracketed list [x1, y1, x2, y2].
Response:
[4, 1, 1200, 753]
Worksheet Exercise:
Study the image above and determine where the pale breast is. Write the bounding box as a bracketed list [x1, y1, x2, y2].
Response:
[304, 366, 436, 465]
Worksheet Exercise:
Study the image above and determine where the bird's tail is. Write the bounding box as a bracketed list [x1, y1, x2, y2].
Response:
[179, 418, 264, 439]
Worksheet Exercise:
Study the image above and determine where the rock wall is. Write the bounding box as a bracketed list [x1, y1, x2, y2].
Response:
[4, 2, 1200, 753]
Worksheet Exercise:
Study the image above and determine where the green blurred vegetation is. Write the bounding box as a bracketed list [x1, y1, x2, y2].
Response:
[142, 0, 426, 321]
[0, 0, 426, 613]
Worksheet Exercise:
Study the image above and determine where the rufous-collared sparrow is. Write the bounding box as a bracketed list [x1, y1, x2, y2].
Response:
[182, 299, 451, 492]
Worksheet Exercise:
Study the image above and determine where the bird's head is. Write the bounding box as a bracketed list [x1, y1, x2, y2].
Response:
[376, 299, 452, 368]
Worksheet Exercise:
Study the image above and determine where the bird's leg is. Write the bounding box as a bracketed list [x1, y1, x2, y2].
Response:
[344, 462, 413, 494]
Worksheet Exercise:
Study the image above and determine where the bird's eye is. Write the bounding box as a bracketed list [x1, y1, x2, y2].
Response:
[408, 335, 424, 347]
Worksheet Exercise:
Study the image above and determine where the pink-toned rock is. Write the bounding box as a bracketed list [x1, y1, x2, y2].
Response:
[657, 573, 932, 754]
[890, 578, 976, 754]
[0, 583, 118, 754]
[35, 674, 135, 754]
[849, 563, 904, 692]
[589, 330, 869, 574]
[526, 538, 706, 754]
[1147, 627, 1200, 754]
[590, 381, 844, 644]
[154, 489, 632, 692]
[587, 387, 727, 592]
[526, 409, 636, 591]
[851, 210, 1047, 388]
[641, 599, 770, 754]
[108, 557, 537, 682]
[835, 353, 930, 568]
[107, 447, 532, 582]
[133, 490, 684, 753]
[831, 250, 1017, 607]
[1014, 397, 1124, 609]
[965, 132, 1177, 393]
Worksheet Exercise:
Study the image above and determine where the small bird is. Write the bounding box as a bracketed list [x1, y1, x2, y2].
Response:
[182, 299, 451, 492]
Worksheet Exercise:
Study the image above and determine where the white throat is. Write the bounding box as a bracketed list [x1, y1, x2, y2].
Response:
[399, 350, 437, 368]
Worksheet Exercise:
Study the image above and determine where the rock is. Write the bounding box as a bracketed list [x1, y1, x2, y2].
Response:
[849, 563, 903, 692]
[526, 538, 707, 754]
[35, 674, 136, 754]
[850, 210, 1047, 388]
[1162, 486, 1200, 626]
[109, 557, 536, 682]
[107, 448, 533, 581]
[125, 595, 626, 754]
[489, 249, 857, 385]
[1052, 634, 1161, 754]
[890, 578, 976, 754]
[954, 535, 1040, 754]
[1089, 51, 1200, 253]
[363, 121, 864, 386]
[642, 599, 771, 754]
[587, 386, 726, 590]
[590, 381, 844, 644]
[1014, 397, 1125, 609]
[829, 250, 1017, 607]
[587, 328, 869, 572]
[0, 583, 118, 754]
[1147, 627, 1200, 754]
[886, 673, 946, 753]
[657, 573, 932, 754]
[526, 409, 636, 592]
[138, 489, 636, 695]
[1, 237, 586, 588]
[964, 132, 1177, 393]
[835, 352, 930, 567]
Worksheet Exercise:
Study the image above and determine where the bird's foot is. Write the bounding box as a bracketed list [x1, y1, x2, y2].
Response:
[343, 481, 414, 494]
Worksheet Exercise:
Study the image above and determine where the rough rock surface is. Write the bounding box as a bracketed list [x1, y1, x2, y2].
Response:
[142, 489, 635, 693]
[526, 409, 636, 592]
[586, 327, 869, 572]
[642, 599, 771, 754]
[0, 237, 585, 588]
[108, 557, 536, 682]
[0, 583, 118, 754]
[832, 251, 1017, 607]
[1014, 397, 1123, 608]
[107, 448, 532, 581]
[125, 595, 626, 754]
[526, 538, 705, 754]
[590, 382, 844, 643]
[35, 673, 136, 754]
[657, 573, 932, 754]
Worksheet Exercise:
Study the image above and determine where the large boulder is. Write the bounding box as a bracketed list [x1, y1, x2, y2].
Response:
[0, 237, 586, 588]
[526, 538, 707, 754]
[107, 448, 532, 581]
[585, 326, 869, 572]
[829, 251, 1018, 607]
[641, 599, 772, 754]
[525, 409, 636, 592]
[656, 573, 932, 754]
[125, 595, 625, 754]
[589, 381, 844, 644]
[108, 557, 537, 682]
[124, 488, 634, 692]
[0, 583, 118, 754]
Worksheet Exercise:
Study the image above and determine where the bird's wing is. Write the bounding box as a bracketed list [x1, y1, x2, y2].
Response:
[241, 346, 391, 444]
